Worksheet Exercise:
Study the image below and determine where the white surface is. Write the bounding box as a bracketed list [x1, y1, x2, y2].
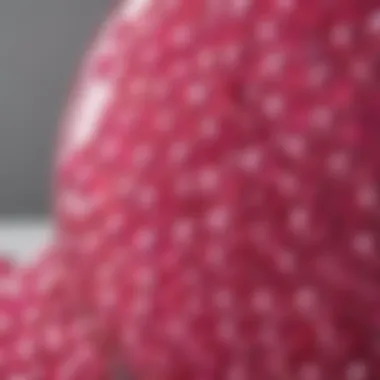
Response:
[0, 219, 51, 263]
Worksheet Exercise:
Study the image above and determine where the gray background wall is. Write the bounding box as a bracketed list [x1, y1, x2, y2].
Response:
[0, 0, 111, 216]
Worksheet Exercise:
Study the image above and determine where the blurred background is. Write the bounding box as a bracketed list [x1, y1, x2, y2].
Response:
[0, 0, 110, 257]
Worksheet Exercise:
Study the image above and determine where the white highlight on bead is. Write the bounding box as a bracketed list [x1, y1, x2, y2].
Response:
[288, 207, 309, 235]
[294, 287, 317, 313]
[198, 167, 220, 192]
[356, 183, 377, 209]
[44, 325, 63, 351]
[261, 52, 284, 76]
[345, 361, 368, 380]
[231, 0, 251, 16]
[276, 249, 296, 273]
[207, 207, 230, 231]
[251, 289, 273, 313]
[366, 9, 380, 34]
[352, 232, 374, 257]
[263, 94, 284, 119]
[227, 362, 249, 380]
[135, 228, 157, 251]
[239, 148, 262, 172]
[67, 79, 113, 154]
[299, 363, 321, 380]
[328, 152, 350, 177]
[281, 134, 305, 158]
[121, 0, 152, 20]
[172, 219, 194, 244]
[172, 25, 192, 46]
[330, 24, 352, 47]
[256, 20, 277, 42]
[276, 0, 295, 12]
[186, 82, 208, 106]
